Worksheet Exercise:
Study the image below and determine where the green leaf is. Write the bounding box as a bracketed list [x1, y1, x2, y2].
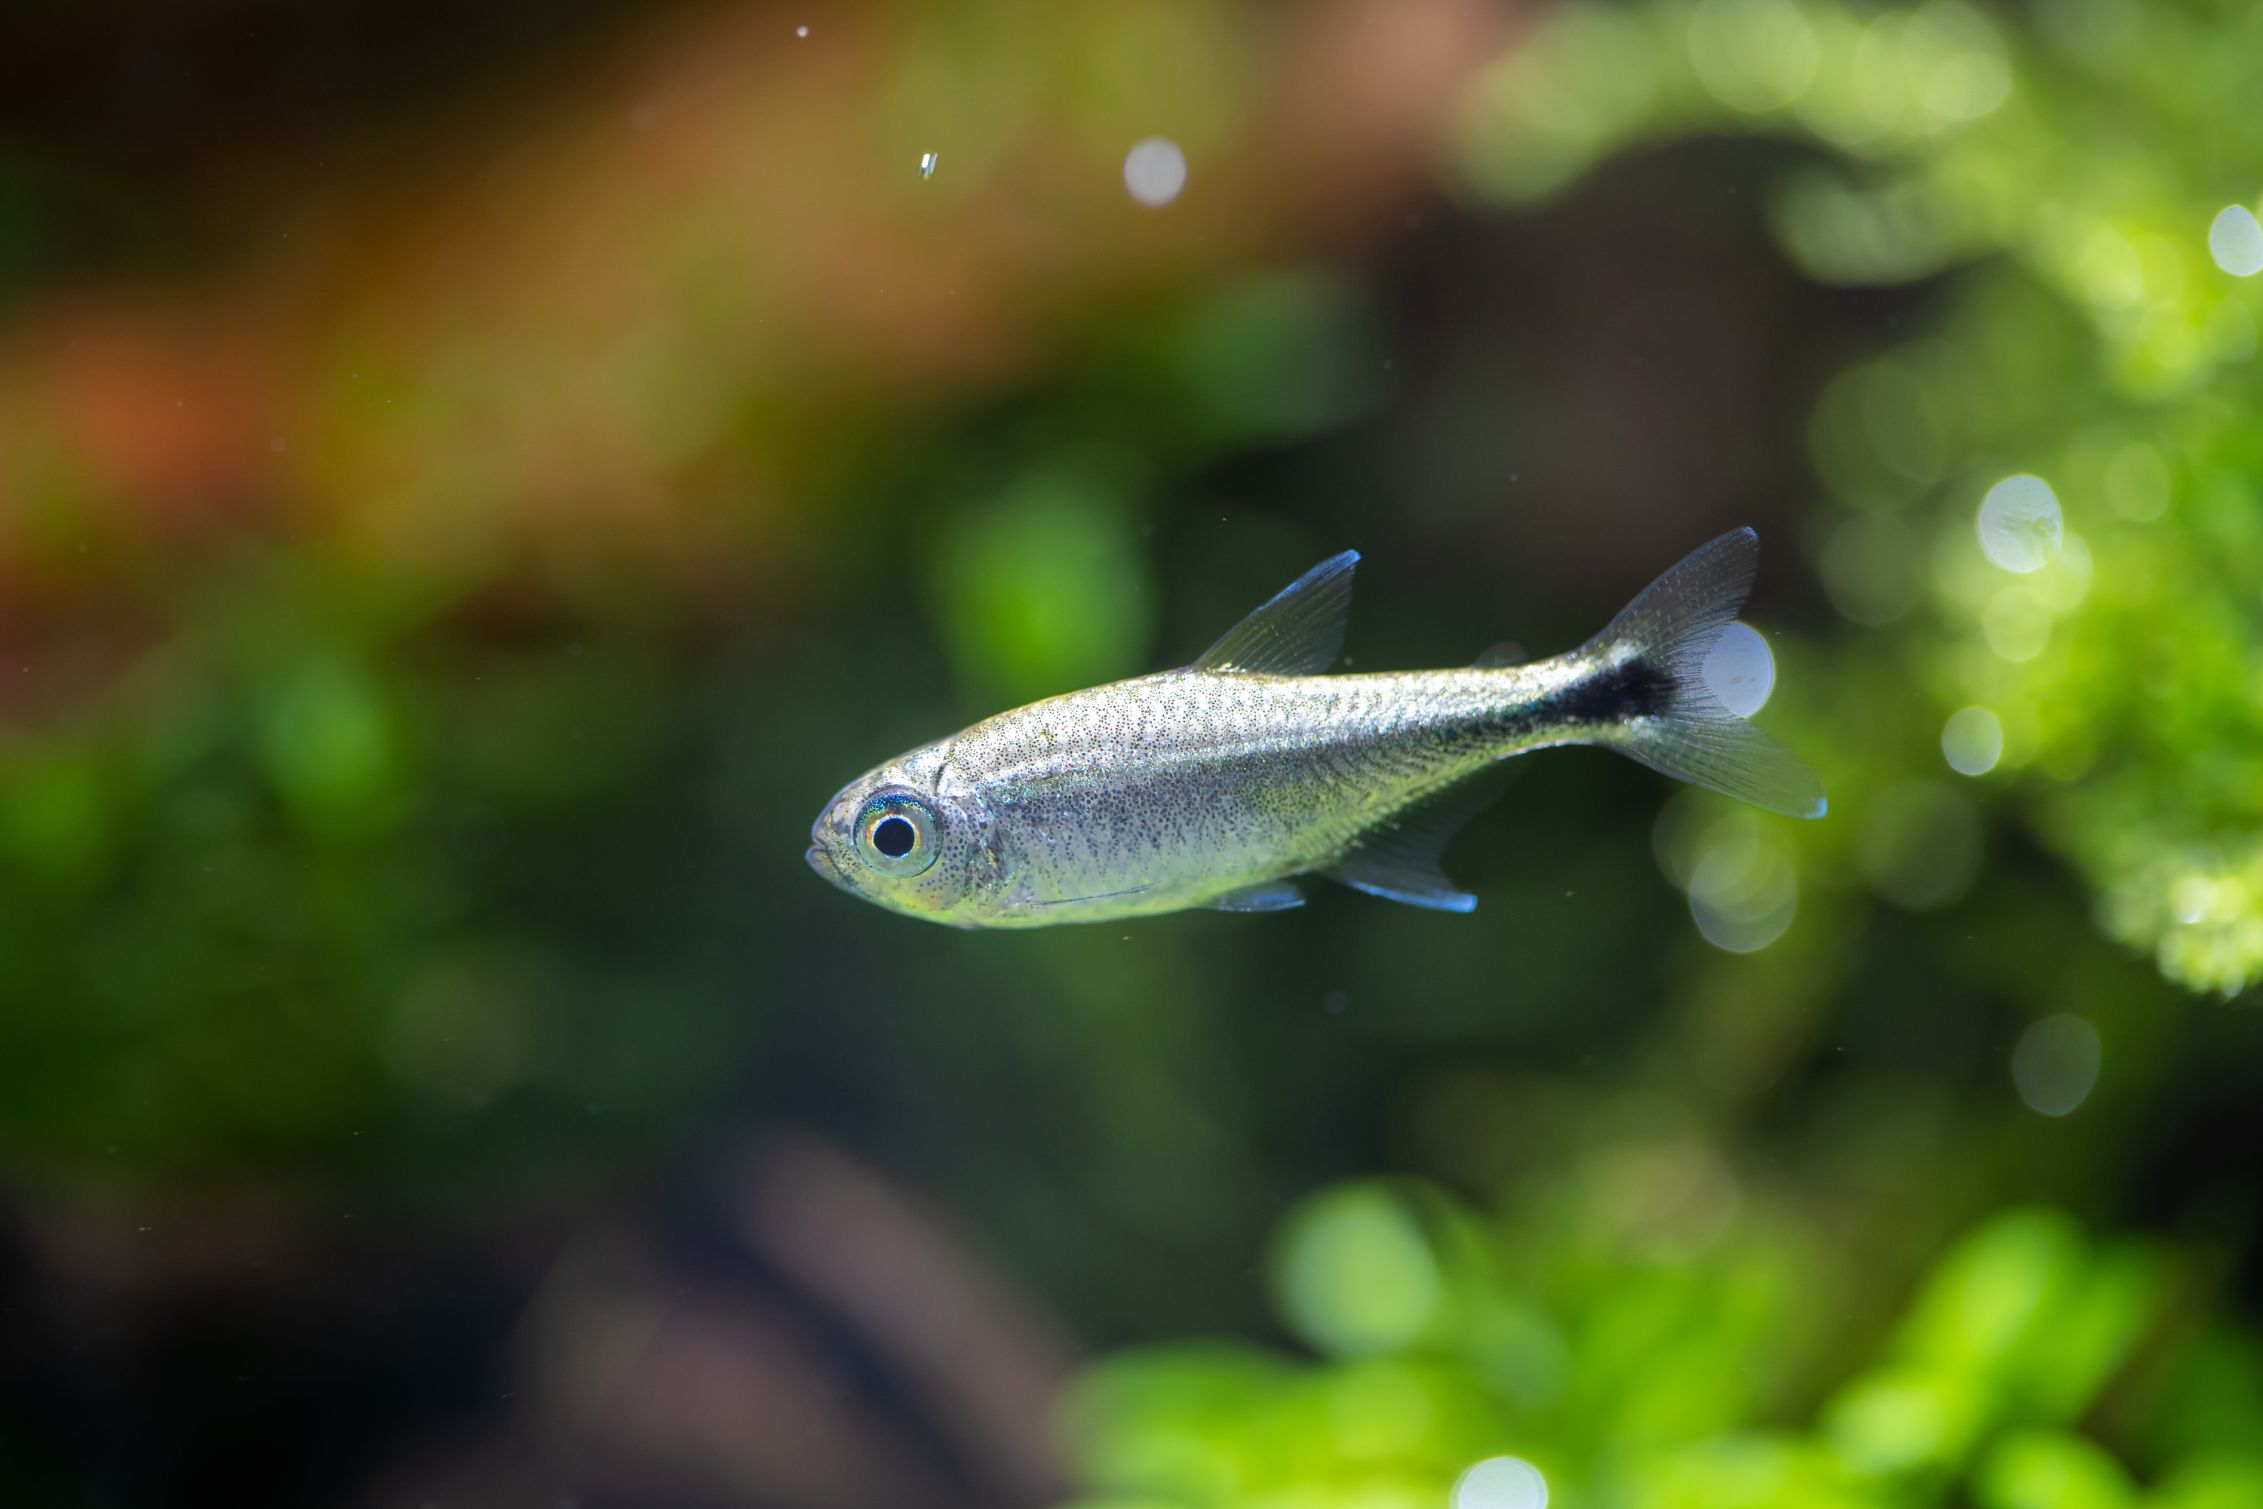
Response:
[1974, 1429, 2139, 1509]
[2149, 1453, 2263, 1509]
[1269, 1183, 1442, 1358]
[1820, 1365, 1989, 1475]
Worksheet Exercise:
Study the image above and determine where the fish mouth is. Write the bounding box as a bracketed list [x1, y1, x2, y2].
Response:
[805, 841, 856, 893]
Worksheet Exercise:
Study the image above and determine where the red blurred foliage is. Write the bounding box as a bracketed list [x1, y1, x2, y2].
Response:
[0, 0, 1508, 726]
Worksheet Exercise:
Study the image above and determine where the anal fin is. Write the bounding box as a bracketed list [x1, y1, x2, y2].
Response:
[1326, 771, 1514, 913]
[1212, 880, 1307, 912]
[1329, 856, 1476, 913]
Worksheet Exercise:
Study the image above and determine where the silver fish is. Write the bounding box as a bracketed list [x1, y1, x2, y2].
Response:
[807, 528, 1823, 928]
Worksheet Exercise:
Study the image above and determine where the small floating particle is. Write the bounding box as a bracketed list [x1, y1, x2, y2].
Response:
[1123, 136, 1187, 207]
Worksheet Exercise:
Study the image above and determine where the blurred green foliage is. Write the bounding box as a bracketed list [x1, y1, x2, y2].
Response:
[1065, 1186, 2263, 1509]
[1, 0, 2261, 1500]
[0, 250, 1386, 1190]
[1050, 2, 2263, 1504]
[1455, 0, 2263, 993]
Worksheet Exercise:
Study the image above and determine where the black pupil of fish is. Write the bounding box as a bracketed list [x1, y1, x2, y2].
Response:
[871, 813, 918, 859]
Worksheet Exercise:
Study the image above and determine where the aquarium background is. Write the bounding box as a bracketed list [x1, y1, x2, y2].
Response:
[2, 1, 2261, 1506]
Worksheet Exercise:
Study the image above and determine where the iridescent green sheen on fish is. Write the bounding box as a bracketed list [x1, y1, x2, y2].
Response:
[806, 529, 1823, 928]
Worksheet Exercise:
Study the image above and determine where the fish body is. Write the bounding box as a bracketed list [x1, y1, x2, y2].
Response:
[868, 661, 1593, 926]
[807, 529, 1823, 928]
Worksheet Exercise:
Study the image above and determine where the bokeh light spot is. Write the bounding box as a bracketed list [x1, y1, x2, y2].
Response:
[1802, 18, 1909, 148]
[1271, 1184, 1439, 1356]
[1824, 1366, 1988, 1473]
[2029, 531, 2091, 613]
[259, 661, 399, 834]
[1123, 137, 1188, 207]
[1982, 586, 2051, 662]
[1685, 813, 1800, 953]
[1453, 1456, 1549, 1509]
[1702, 622, 1775, 716]
[2103, 443, 2169, 520]
[1325, 1362, 1436, 1459]
[1859, 782, 1983, 910]
[2011, 1015, 2102, 1117]
[1861, 360, 1947, 483]
[2172, 874, 2212, 925]
[1820, 515, 1922, 625]
[932, 468, 1153, 703]
[1942, 707, 2003, 775]
[1687, 0, 1819, 114]
[2073, 226, 2143, 307]
[918, 151, 939, 180]
[1977, 474, 2062, 572]
[2208, 205, 2263, 277]
[1905, 2, 2012, 121]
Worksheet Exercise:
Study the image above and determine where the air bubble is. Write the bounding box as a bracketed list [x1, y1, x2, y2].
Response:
[1453, 1456, 1549, 1509]
[1977, 474, 2062, 573]
[2011, 1014, 2102, 1117]
[1701, 622, 1776, 717]
[1123, 137, 1188, 207]
[1941, 706, 2003, 775]
[2208, 206, 2263, 278]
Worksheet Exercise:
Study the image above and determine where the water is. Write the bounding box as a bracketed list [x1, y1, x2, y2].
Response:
[2, 2, 2257, 1504]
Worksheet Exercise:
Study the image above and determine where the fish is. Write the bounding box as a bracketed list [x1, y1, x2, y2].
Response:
[806, 528, 1824, 928]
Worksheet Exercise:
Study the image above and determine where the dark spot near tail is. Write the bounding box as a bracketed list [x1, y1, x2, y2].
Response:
[1556, 657, 1672, 725]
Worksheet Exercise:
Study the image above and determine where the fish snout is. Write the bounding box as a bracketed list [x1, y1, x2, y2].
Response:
[804, 836, 858, 894]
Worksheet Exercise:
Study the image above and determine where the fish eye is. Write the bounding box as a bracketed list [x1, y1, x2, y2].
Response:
[855, 793, 939, 878]
[871, 814, 917, 858]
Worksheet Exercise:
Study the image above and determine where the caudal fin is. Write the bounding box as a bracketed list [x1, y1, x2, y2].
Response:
[1582, 528, 1826, 819]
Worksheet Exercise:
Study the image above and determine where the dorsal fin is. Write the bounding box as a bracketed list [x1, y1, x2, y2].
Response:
[1471, 640, 1527, 668]
[1191, 550, 1358, 676]
[1325, 768, 1516, 913]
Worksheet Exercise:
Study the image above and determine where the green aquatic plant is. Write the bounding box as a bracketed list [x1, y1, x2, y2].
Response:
[1454, 0, 2263, 993]
[1061, 1176, 2263, 1509]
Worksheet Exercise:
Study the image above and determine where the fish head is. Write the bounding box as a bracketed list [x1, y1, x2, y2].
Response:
[806, 743, 1002, 925]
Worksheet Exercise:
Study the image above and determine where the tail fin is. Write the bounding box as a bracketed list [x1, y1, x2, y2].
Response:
[1582, 528, 1826, 819]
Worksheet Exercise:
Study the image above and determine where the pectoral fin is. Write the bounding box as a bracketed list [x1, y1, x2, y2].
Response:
[1212, 880, 1307, 912]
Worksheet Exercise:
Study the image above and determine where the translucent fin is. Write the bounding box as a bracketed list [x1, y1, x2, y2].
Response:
[1582, 528, 1826, 820]
[1213, 879, 1306, 912]
[1326, 773, 1510, 913]
[1471, 640, 1527, 668]
[1192, 550, 1358, 676]
[1331, 860, 1477, 912]
[1616, 715, 1826, 819]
